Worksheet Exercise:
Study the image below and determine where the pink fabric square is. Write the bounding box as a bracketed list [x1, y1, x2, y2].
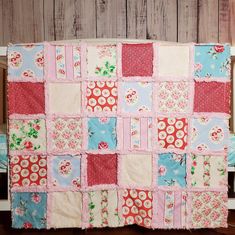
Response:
[87, 154, 117, 186]
[8, 82, 45, 115]
[194, 81, 230, 114]
[122, 43, 153, 77]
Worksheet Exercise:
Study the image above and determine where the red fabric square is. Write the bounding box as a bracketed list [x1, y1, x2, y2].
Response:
[194, 81, 230, 114]
[8, 82, 45, 115]
[87, 154, 117, 186]
[122, 43, 153, 77]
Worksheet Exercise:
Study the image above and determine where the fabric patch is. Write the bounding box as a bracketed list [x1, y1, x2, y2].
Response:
[50, 118, 82, 152]
[10, 155, 47, 187]
[194, 81, 230, 114]
[12, 192, 47, 228]
[88, 117, 117, 150]
[157, 118, 188, 150]
[157, 153, 186, 187]
[190, 154, 227, 188]
[122, 189, 152, 227]
[120, 82, 152, 113]
[157, 81, 190, 113]
[191, 117, 229, 152]
[191, 192, 227, 228]
[86, 44, 116, 78]
[9, 119, 46, 152]
[87, 190, 121, 228]
[158, 45, 190, 77]
[50, 155, 81, 189]
[120, 154, 152, 186]
[8, 44, 44, 79]
[87, 154, 117, 186]
[122, 43, 153, 77]
[8, 82, 45, 115]
[194, 45, 230, 79]
[86, 81, 117, 112]
[50, 192, 82, 228]
[48, 83, 81, 114]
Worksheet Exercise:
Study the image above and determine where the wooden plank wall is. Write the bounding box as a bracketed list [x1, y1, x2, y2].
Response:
[0, 0, 234, 46]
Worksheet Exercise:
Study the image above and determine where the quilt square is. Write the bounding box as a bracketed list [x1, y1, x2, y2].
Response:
[120, 82, 152, 113]
[8, 44, 44, 80]
[87, 190, 121, 228]
[190, 154, 227, 188]
[157, 81, 190, 113]
[10, 155, 47, 187]
[120, 154, 152, 186]
[48, 83, 81, 114]
[191, 117, 229, 152]
[86, 81, 118, 112]
[122, 43, 153, 77]
[50, 117, 82, 152]
[87, 154, 117, 186]
[191, 192, 227, 228]
[9, 119, 46, 152]
[86, 44, 116, 78]
[157, 118, 188, 150]
[157, 153, 186, 187]
[49, 192, 82, 228]
[194, 44, 230, 79]
[8, 82, 45, 115]
[122, 189, 152, 227]
[88, 117, 117, 150]
[158, 45, 190, 78]
[194, 81, 230, 114]
[12, 192, 47, 229]
[50, 155, 81, 189]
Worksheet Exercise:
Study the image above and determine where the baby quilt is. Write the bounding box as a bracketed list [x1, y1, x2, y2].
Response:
[7, 41, 231, 229]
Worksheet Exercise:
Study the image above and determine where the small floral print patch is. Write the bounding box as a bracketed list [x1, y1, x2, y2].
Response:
[9, 119, 46, 152]
[10, 155, 47, 187]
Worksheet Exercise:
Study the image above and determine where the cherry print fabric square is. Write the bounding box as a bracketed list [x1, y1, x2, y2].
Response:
[191, 117, 229, 152]
[10, 155, 47, 188]
[49, 155, 81, 189]
[8, 44, 44, 80]
[88, 117, 117, 150]
[86, 81, 118, 112]
[157, 118, 188, 150]
[191, 192, 227, 228]
[120, 82, 152, 113]
[50, 118, 82, 153]
[122, 189, 153, 228]
[8, 82, 45, 115]
[122, 43, 153, 77]
[87, 154, 117, 186]
[194, 81, 230, 114]
[86, 44, 117, 78]
[9, 119, 46, 153]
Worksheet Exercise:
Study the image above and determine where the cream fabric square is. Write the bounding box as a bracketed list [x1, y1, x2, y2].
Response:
[49, 83, 81, 114]
[120, 154, 152, 186]
[50, 192, 82, 228]
[158, 45, 190, 77]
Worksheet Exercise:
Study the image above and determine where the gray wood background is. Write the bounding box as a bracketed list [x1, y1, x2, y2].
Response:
[0, 0, 234, 46]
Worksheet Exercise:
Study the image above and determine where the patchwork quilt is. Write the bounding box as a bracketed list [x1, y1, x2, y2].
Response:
[7, 41, 231, 229]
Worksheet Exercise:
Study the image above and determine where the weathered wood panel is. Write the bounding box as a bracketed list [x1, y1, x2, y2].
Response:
[2, 0, 13, 45]
[44, 0, 55, 41]
[0, 0, 3, 45]
[230, 0, 235, 45]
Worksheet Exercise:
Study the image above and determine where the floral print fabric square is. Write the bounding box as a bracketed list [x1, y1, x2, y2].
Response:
[194, 45, 230, 79]
[158, 153, 186, 187]
[88, 117, 117, 150]
[12, 192, 47, 228]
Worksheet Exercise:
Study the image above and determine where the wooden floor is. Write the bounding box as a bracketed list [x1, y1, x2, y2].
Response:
[0, 211, 235, 235]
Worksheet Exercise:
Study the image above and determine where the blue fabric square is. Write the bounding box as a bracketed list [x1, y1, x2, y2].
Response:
[157, 153, 186, 187]
[194, 45, 230, 79]
[8, 45, 44, 79]
[88, 117, 117, 150]
[12, 192, 47, 229]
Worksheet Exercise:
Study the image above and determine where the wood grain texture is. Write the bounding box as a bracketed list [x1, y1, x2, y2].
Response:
[0, 0, 3, 45]
[2, 0, 13, 45]
[230, 0, 235, 45]
[219, 0, 230, 43]
[44, 0, 55, 41]
[146, 0, 177, 41]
